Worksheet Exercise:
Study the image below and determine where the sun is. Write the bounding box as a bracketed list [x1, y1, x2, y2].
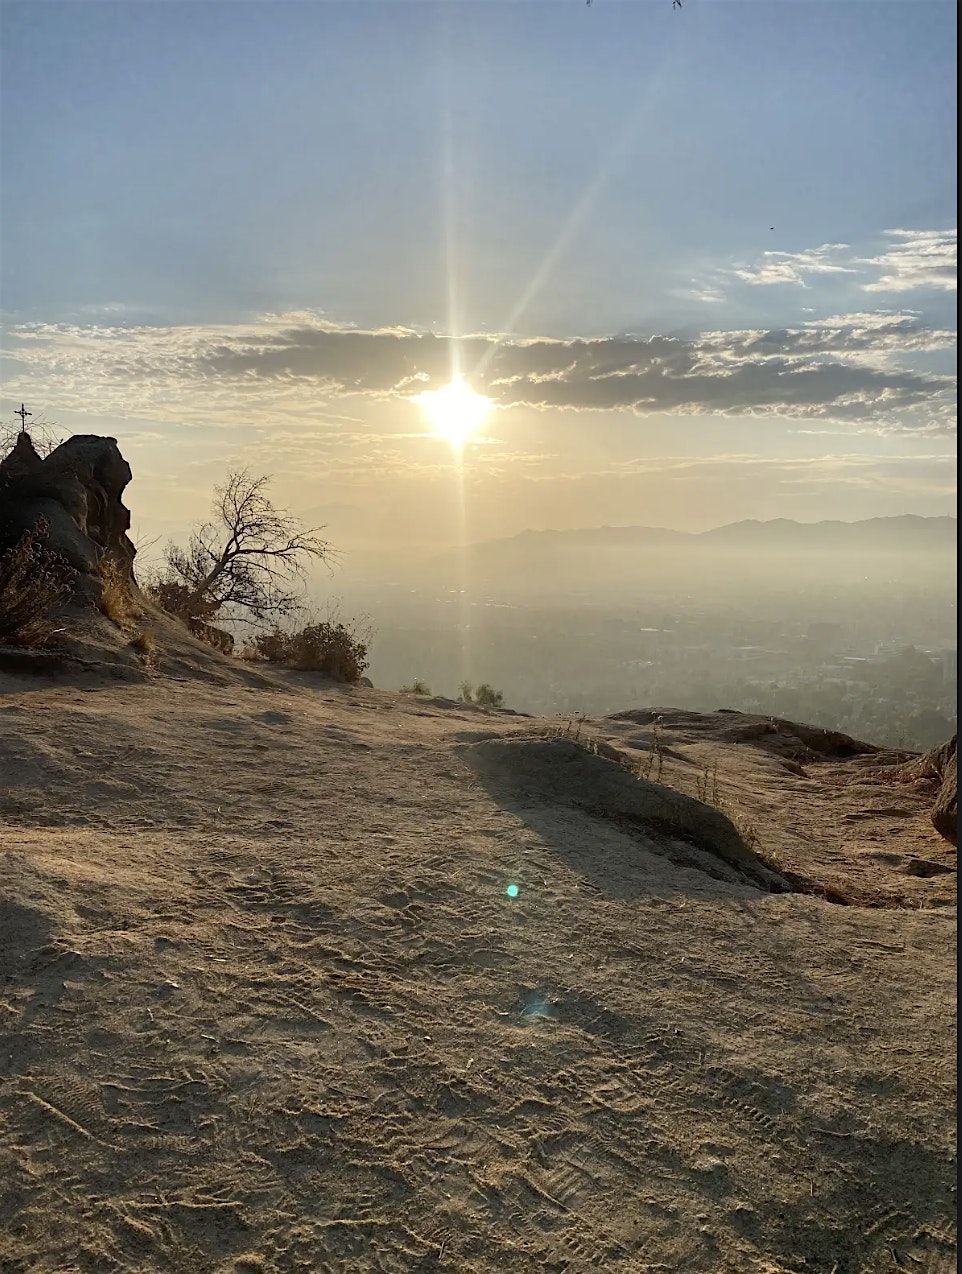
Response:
[417, 375, 491, 448]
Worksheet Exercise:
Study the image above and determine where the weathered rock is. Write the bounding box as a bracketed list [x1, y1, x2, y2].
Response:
[463, 733, 792, 893]
[897, 735, 957, 846]
[0, 434, 273, 681]
[0, 432, 136, 595]
[607, 706, 879, 762]
[930, 737, 957, 845]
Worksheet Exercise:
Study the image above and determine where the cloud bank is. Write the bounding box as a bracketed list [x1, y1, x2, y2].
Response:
[4, 309, 955, 436]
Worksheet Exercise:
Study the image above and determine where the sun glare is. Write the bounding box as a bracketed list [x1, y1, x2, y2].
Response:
[417, 376, 491, 448]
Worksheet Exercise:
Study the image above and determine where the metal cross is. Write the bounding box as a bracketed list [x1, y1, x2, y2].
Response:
[15, 403, 31, 430]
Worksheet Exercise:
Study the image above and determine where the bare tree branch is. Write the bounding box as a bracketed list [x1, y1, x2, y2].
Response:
[154, 470, 334, 628]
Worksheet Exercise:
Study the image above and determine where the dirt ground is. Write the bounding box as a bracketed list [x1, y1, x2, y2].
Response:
[0, 671, 956, 1273]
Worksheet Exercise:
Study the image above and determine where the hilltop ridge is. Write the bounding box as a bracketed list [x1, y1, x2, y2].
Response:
[0, 664, 956, 1273]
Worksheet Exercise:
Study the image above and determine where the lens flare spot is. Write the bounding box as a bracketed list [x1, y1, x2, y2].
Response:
[506, 883, 520, 898]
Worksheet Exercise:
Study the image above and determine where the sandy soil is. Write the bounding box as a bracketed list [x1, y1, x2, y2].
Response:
[0, 671, 956, 1273]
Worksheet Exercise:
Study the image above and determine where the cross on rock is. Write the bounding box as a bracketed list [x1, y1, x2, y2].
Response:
[15, 403, 32, 432]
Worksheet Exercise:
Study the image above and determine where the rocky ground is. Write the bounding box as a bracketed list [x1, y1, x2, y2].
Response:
[0, 663, 956, 1274]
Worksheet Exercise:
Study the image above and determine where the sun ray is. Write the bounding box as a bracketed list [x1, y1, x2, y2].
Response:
[472, 36, 684, 381]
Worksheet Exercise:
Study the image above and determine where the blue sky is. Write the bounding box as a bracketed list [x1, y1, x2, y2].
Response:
[0, 0, 956, 549]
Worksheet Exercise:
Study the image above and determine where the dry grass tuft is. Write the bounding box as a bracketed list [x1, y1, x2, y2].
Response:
[129, 629, 158, 667]
[694, 756, 721, 805]
[0, 521, 71, 648]
[549, 713, 589, 742]
[639, 723, 667, 784]
[684, 755, 766, 860]
[726, 807, 762, 856]
[561, 724, 785, 880]
[96, 557, 138, 629]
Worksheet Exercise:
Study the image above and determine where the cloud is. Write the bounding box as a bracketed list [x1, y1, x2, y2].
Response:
[698, 311, 956, 360]
[723, 229, 957, 295]
[731, 244, 856, 287]
[79, 302, 130, 317]
[860, 228, 957, 293]
[605, 450, 955, 480]
[514, 451, 956, 509]
[684, 284, 726, 304]
[2, 309, 955, 437]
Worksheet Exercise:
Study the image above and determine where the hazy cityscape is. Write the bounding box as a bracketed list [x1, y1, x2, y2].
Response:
[330, 521, 957, 751]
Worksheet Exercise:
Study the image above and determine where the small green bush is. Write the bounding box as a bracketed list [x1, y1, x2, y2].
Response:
[460, 681, 505, 709]
[250, 620, 369, 683]
[400, 679, 431, 695]
[474, 683, 504, 709]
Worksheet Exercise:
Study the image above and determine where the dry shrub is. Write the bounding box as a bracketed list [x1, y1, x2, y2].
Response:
[0, 419, 64, 458]
[147, 577, 216, 627]
[0, 521, 71, 648]
[194, 623, 234, 654]
[129, 629, 158, 667]
[146, 577, 233, 651]
[97, 557, 137, 628]
[249, 619, 369, 683]
[639, 724, 667, 783]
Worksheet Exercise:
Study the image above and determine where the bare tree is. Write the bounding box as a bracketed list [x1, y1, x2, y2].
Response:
[154, 471, 332, 628]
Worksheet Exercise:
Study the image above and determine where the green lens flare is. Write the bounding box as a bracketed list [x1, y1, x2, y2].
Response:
[506, 884, 520, 898]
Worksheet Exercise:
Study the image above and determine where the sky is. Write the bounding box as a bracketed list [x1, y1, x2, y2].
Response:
[0, 0, 956, 559]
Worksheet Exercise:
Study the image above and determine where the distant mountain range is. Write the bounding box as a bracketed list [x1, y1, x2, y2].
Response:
[703, 516, 957, 551]
[459, 515, 957, 557]
[428, 517, 957, 585]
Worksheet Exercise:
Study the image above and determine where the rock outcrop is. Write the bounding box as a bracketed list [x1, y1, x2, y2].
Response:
[0, 432, 136, 602]
[0, 433, 275, 683]
[463, 733, 793, 893]
[607, 707, 880, 763]
[931, 746, 957, 845]
[898, 735, 958, 846]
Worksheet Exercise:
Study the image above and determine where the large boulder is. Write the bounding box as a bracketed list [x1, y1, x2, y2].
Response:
[0, 432, 136, 598]
[930, 737, 957, 846]
[898, 735, 957, 846]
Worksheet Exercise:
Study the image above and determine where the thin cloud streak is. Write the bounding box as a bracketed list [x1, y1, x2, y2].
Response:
[722, 228, 956, 294]
[731, 244, 856, 288]
[860, 228, 958, 294]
